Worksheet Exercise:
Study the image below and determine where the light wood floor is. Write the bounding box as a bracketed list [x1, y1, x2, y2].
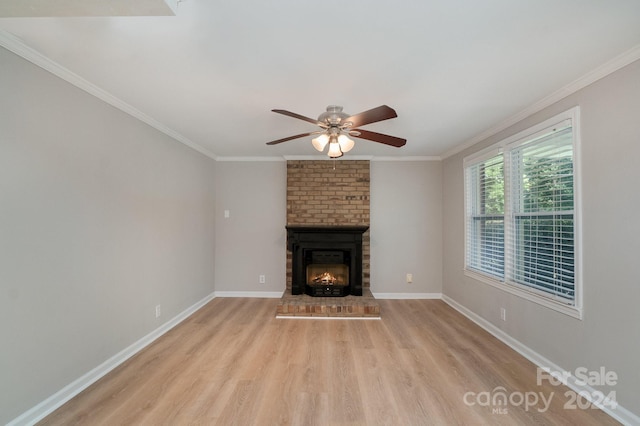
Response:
[39, 298, 619, 425]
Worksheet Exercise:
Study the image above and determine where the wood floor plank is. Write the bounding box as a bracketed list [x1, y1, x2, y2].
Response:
[38, 298, 620, 425]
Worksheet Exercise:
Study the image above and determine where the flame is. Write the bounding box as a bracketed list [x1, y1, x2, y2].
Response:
[312, 272, 337, 285]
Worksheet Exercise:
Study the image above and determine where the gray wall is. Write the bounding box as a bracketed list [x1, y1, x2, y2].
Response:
[211, 160, 442, 296]
[442, 59, 640, 412]
[0, 47, 217, 423]
[370, 160, 442, 294]
[213, 160, 287, 294]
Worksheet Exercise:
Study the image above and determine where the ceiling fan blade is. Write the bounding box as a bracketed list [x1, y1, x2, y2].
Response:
[352, 129, 406, 147]
[266, 132, 315, 145]
[344, 105, 397, 128]
[272, 109, 325, 127]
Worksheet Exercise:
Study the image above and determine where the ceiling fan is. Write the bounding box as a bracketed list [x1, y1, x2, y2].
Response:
[266, 105, 406, 158]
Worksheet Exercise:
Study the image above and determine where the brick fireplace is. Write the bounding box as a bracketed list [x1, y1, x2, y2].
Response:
[286, 160, 370, 294]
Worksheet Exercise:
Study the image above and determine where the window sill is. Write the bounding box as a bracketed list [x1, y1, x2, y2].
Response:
[464, 269, 583, 320]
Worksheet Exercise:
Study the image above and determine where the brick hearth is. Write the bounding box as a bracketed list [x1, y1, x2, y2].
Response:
[276, 288, 380, 318]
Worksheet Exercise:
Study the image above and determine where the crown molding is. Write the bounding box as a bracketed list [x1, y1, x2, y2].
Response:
[283, 155, 375, 161]
[441, 43, 640, 160]
[0, 30, 218, 160]
[372, 292, 443, 299]
[216, 156, 285, 162]
[214, 155, 440, 162]
[371, 156, 441, 162]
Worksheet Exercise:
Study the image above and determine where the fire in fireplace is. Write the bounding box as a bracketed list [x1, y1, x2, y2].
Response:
[305, 249, 350, 296]
[286, 225, 368, 297]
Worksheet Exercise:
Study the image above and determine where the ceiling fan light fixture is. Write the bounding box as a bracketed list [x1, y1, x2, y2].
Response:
[327, 141, 343, 158]
[311, 133, 330, 152]
[337, 134, 355, 153]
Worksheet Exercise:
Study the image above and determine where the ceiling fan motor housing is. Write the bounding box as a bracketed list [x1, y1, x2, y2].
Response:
[318, 105, 349, 127]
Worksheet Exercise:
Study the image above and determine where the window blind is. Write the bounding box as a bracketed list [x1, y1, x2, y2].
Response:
[507, 126, 575, 303]
[466, 154, 505, 278]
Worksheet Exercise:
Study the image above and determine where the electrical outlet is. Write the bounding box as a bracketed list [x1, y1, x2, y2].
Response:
[259, 274, 266, 284]
[406, 273, 413, 283]
[500, 307, 506, 321]
[155, 304, 161, 318]
[224, 210, 230, 219]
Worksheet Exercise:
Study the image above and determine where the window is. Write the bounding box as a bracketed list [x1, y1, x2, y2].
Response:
[464, 108, 581, 318]
[466, 154, 505, 278]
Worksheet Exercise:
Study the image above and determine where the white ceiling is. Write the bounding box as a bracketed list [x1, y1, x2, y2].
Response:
[1, 1, 640, 159]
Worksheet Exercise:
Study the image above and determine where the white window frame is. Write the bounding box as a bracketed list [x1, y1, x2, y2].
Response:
[464, 107, 582, 319]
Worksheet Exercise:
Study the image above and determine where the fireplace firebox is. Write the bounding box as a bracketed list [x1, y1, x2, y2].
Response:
[286, 225, 368, 297]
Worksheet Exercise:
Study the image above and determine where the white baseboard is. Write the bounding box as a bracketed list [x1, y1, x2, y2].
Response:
[372, 292, 442, 299]
[441, 295, 640, 426]
[214, 291, 284, 298]
[7, 291, 217, 426]
[276, 315, 380, 320]
[214, 291, 441, 300]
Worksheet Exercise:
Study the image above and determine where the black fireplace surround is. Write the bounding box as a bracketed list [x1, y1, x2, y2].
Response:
[287, 225, 368, 297]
